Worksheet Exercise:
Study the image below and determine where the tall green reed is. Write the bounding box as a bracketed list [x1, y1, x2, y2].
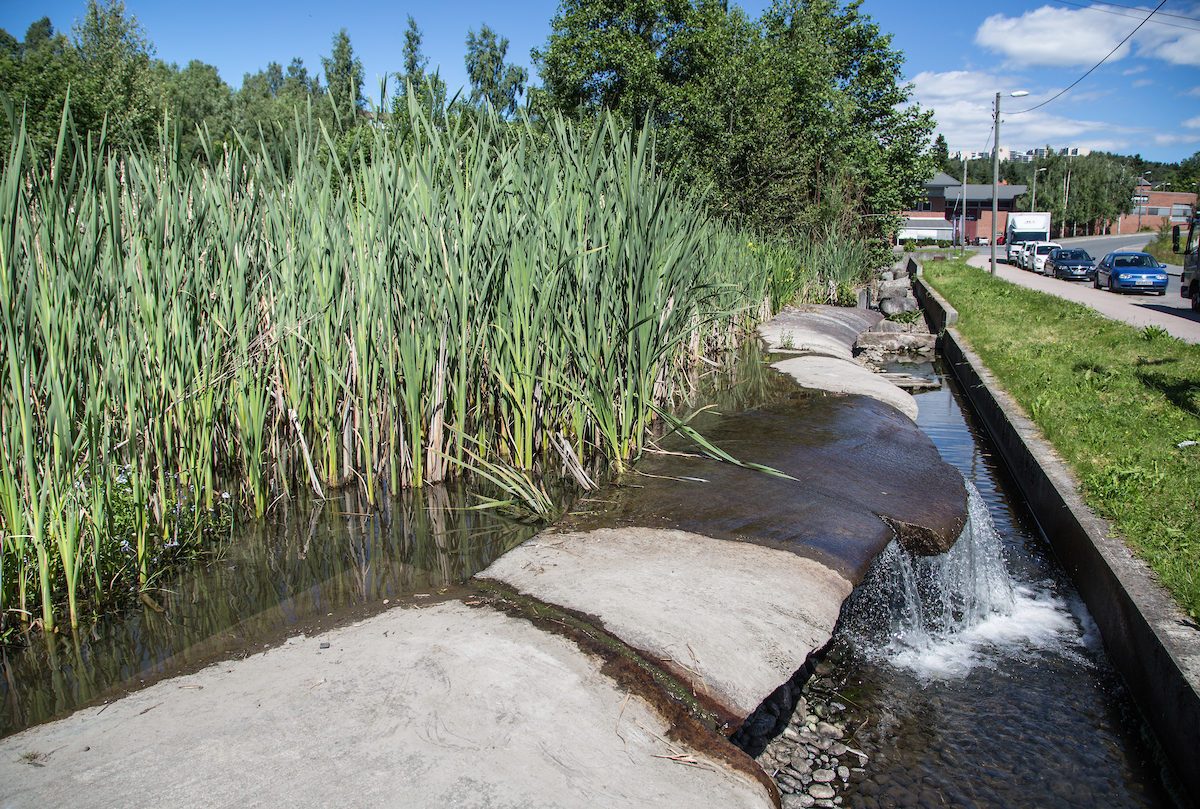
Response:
[0, 98, 812, 633]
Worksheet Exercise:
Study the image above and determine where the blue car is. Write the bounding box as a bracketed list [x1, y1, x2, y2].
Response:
[1093, 251, 1169, 295]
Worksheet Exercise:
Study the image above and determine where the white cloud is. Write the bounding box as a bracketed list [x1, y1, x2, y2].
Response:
[975, 7, 1133, 67]
[1122, 65, 1147, 75]
[1132, 8, 1200, 67]
[1185, 116, 1200, 129]
[1067, 89, 1114, 103]
[911, 69, 1138, 156]
[1187, 86, 1200, 97]
[1132, 78, 1154, 88]
[975, 4, 1200, 68]
[1154, 133, 1200, 146]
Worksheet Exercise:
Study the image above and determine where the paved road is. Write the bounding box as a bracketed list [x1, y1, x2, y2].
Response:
[964, 246, 1200, 344]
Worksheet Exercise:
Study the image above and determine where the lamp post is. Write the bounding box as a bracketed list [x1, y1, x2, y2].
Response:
[991, 90, 1029, 275]
[1031, 166, 1047, 212]
[958, 153, 969, 247]
[1137, 171, 1151, 232]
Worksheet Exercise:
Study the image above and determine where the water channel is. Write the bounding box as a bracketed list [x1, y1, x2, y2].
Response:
[0, 349, 1184, 806]
[828, 360, 1180, 808]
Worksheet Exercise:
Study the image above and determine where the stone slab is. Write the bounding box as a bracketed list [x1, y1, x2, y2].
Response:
[569, 393, 966, 571]
[757, 306, 882, 359]
[854, 332, 936, 354]
[479, 528, 853, 722]
[0, 602, 773, 809]
[771, 355, 919, 421]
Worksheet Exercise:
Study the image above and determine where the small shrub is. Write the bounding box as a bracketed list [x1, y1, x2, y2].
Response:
[887, 309, 923, 324]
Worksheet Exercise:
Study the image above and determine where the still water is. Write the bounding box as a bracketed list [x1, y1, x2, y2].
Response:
[1, 483, 544, 737]
[832, 362, 1180, 808]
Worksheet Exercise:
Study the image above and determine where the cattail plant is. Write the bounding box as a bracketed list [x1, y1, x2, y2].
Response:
[0, 97, 825, 634]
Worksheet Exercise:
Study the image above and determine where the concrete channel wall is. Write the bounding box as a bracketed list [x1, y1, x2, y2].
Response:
[911, 259, 1200, 800]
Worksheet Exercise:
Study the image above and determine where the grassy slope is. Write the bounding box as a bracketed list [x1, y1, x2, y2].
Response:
[1143, 229, 1175, 265]
[925, 259, 1200, 619]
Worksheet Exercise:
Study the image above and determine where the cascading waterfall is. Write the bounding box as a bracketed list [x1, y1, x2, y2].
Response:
[845, 478, 1083, 680]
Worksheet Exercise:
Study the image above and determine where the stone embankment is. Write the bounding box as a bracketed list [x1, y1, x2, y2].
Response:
[0, 304, 964, 809]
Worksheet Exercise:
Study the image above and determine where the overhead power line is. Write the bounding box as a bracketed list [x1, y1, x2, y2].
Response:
[1086, 0, 1200, 24]
[1053, 0, 1200, 32]
[1009, 0, 1167, 115]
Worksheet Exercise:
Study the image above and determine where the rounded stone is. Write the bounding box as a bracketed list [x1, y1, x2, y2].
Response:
[817, 721, 843, 739]
[813, 768, 836, 783]
[808, 783, 836, 800]
[837, 766, 850, 781]
[789, 755, 813, 774]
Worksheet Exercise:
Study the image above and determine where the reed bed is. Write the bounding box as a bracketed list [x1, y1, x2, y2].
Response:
[0, 100, 817, 634]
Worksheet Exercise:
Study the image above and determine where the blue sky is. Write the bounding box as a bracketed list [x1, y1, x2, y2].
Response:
[3, 0, 1199, 163]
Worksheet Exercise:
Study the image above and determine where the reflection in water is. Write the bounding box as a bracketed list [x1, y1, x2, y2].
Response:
[1, 483, 540, 737]
[0, 340, 786, 740]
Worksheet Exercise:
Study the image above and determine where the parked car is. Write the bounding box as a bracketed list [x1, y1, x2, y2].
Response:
[1005, 240, 1024, 263]
[1092, 251, 1169, 295]
[1019, 242, 1038, 270]
[1028, 241, 1063, 274]
[1044, 247, 1095, 281]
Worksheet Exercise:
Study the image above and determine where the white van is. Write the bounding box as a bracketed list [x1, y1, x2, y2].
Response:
[1028, 241, 1062, 275]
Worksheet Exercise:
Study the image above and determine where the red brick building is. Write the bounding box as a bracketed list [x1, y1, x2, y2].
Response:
[899, 172, 1027, 244]
[1112, 179, 1196, 235]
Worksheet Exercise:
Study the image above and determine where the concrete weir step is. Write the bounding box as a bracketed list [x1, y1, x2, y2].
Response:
[0, 305, 966, 808]
[0, 602, 775, 808]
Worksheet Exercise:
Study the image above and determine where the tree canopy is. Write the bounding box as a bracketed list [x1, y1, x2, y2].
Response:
[533, 0, 937, 239]
[0, 0, 1189, 242]
[465, 24, 527, 117]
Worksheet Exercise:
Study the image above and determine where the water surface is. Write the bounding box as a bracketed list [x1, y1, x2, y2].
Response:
[832, 361, 1179, 808]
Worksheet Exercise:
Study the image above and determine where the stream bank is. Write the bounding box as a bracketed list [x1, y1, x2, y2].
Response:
[1, 306, 966, 808]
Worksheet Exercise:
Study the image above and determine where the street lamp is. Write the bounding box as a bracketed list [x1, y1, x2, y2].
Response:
[1031, 167, 1047, 212]
[991, 90, 1029, 275]
[1137, 171, 1151, 232]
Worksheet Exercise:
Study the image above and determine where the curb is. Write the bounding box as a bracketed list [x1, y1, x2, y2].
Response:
[913, 265, 1200, 801]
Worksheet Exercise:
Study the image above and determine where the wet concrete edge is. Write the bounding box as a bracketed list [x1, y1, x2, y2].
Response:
[912, 262, 1200, 802]
[472, 580, 783, 808]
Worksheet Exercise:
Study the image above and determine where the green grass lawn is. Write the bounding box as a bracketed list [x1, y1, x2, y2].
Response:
[1142, 227, 1178, 266]
[924, 259, 1200, 620]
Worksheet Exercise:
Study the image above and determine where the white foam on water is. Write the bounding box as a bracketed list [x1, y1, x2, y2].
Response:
[887, 583, 1078, 680]
[866, 479, 1087, 682]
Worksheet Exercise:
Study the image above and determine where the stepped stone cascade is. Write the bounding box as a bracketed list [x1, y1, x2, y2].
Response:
[0, 305, 967, 809]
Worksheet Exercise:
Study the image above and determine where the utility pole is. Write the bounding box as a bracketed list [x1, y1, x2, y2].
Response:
[990, 90, 1027, 274]
[991, 93, 1000, 274]
[1138, 172, 1150, 232]
[1031, 166, 1046, 213]
[1064, 167, 1073, 237]
[961, 153, 969, 246]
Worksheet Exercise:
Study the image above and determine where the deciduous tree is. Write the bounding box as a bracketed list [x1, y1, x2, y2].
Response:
[465, 24, 526, 117]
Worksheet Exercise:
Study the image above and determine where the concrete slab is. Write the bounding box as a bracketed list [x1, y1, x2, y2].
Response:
[479, 528, 852, 722]
[771, 355, 919, 421]
[757, 306, 882, 359]
[0, 602, 773, 809]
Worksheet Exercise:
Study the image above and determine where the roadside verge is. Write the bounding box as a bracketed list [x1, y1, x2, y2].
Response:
[912, 259, 1200, 800]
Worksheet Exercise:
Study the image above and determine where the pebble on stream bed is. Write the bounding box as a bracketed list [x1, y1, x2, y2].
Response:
[754, 662, 867, 809]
